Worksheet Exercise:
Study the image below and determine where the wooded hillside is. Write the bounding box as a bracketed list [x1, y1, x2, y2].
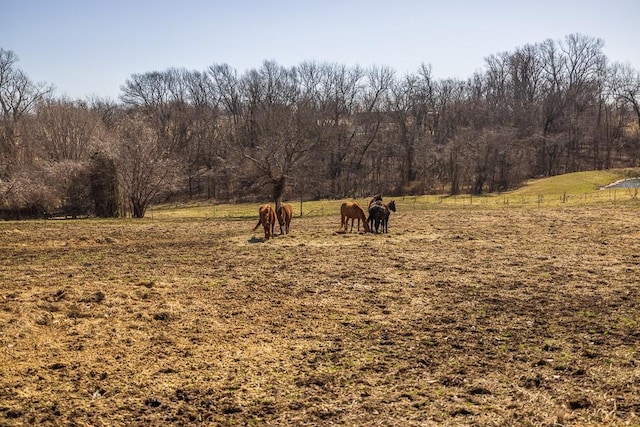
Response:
[1, 33, 639, 218]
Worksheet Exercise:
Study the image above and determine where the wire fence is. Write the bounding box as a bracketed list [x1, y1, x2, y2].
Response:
[400, 187, 640, 210]
[149, 187, 640, 221]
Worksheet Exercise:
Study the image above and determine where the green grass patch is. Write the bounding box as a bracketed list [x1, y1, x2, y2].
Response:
[510, 168, 640, 196]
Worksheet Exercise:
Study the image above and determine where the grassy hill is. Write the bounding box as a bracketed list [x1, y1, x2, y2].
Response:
[508, 168, 640, 196]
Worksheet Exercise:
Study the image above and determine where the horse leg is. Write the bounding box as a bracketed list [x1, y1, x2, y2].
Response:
[278, 213, 285, 235]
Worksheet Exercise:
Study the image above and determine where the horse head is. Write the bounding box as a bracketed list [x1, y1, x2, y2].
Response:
[388, 200, 396, 212]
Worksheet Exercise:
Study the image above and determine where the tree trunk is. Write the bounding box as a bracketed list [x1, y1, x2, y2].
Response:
[131, 199, 146, 218]
[272, 175, 286, 210]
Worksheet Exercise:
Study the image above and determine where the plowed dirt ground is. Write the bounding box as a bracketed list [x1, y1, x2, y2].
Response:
[1, 205, 639, 426]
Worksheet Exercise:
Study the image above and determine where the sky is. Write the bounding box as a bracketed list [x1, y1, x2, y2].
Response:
[2, 0, 639, 100]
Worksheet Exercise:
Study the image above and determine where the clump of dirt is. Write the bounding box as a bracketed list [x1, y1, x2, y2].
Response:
[0, 206, 639, 426]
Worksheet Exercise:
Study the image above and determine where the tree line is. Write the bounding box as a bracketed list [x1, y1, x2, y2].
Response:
[1, 33, 639, 218]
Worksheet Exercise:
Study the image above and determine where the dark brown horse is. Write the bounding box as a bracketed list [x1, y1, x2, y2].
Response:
[253, 204, 276, 240]
[276, 203, 293, 235]
[368, 197, 396, 233]
[340, 202, 370, 233]
[368, 203, 387, 233]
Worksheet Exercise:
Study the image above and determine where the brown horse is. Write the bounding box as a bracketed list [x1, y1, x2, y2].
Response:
[253, 204, 276, 240]
[368, 197, 396, 233]
[340, 202, 371, 233]
[276, 203, 293, 235]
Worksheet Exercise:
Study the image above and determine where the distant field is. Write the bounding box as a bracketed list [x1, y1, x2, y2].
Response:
[1, 190, 639, 425]
[149, 168, 640, 220]
[509, 168, 640, 197]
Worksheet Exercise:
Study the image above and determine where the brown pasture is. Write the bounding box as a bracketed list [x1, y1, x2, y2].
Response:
[1, 206, 639, 426]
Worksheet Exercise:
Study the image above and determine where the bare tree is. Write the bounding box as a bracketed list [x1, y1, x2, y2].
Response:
[210, 61, 315, 206]
[561, 34, 607, 171]
[432, 78, 467, 194]
[0, 48, 53, 175]
[33, 97, 99, 162]
[115, 115, 179, 218]
[120, 68, 191, 153]
[609, 62, 640, 164]
[609, 62, 640, 128]
[313, 63, 366, 196]
[538, 38, 568, 175]
[350, 65, 394, 191]
[508, 44, 544, 135]
[385, 65, 438, 193]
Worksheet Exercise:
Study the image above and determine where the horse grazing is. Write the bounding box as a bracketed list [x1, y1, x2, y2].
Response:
[276, 203, 293, 235]
[253, 204, 276, 240]
[340, 202, 371, 233]
[368, 198, 396, 233]
[368, 203, 387, 233]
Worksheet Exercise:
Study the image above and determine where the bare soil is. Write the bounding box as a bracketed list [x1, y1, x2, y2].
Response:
[1, 206, 639, 426]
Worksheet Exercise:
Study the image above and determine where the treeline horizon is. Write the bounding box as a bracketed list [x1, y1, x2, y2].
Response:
[1, 33, 639, 218]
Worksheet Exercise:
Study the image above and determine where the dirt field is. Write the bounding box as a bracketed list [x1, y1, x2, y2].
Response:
[1, 205, 639, 426]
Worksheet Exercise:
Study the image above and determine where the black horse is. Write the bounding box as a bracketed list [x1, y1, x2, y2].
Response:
[368, 198, 396, 233]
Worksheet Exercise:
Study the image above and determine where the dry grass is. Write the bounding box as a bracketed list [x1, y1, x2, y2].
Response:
[1, 204, 639, 426]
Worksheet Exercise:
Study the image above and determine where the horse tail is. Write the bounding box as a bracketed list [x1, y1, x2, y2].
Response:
[253, 219, 262, 231]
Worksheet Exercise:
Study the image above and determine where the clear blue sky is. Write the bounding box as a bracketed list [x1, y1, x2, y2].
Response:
[2, 0, 639, 100]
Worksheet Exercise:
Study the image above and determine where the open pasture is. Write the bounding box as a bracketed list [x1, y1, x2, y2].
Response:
[1, 204, 639, 426]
